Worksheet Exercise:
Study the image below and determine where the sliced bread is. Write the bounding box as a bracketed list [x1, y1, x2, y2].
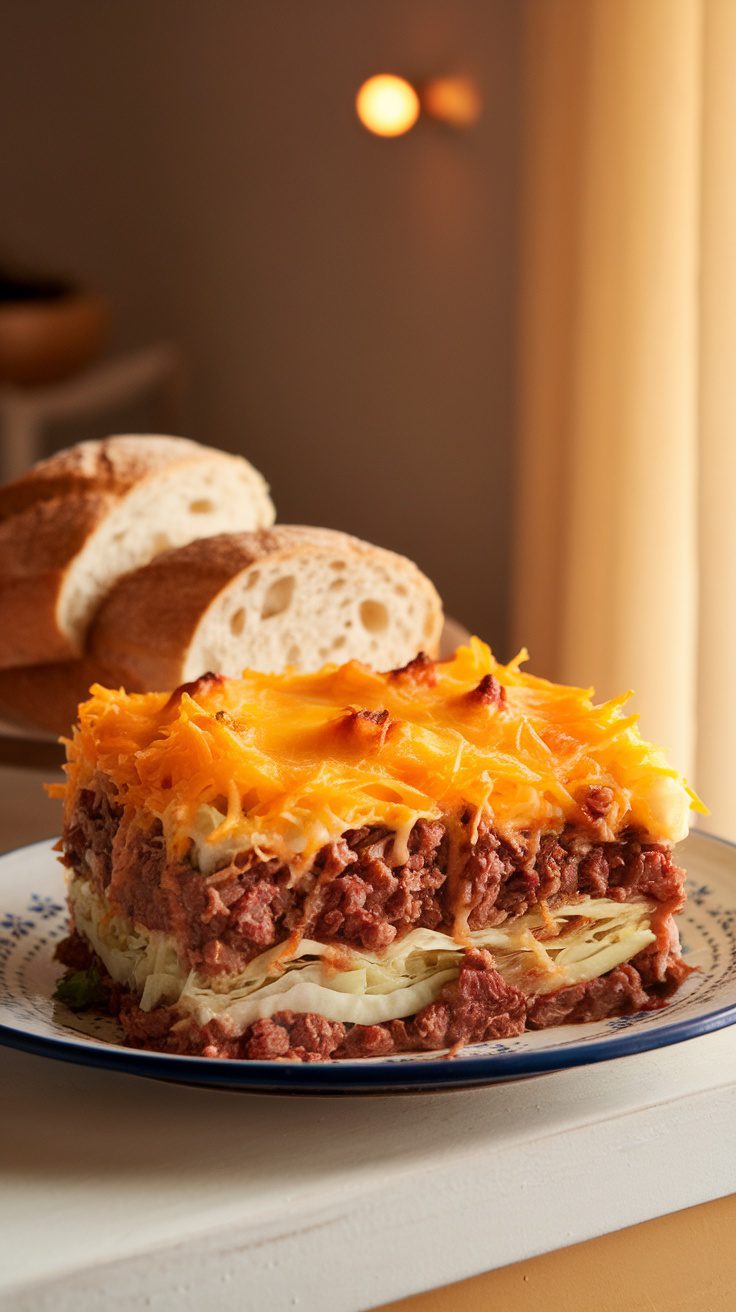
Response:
[0, 435, 275, 668]
[90, 526, 444, 688]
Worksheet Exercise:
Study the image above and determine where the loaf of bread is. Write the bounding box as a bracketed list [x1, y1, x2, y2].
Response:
[0, 435, 275, 669]
[90, 526, 444, 689]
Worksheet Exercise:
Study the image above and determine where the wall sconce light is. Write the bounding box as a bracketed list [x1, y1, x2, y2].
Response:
[355, 73, 481, 138]
[355, 75, 421, 138]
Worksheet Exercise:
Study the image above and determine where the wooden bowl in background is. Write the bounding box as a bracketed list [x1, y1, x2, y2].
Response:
[0, 274, 108, 387]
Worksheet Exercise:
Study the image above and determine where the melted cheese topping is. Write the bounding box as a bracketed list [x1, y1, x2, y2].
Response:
[55, 639, 702, 863]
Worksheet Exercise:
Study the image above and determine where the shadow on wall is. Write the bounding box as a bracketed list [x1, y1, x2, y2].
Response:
[1, 0, 521, 649]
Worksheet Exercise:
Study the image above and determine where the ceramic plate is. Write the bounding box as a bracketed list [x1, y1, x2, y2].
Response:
[1, 831, 735, 1093]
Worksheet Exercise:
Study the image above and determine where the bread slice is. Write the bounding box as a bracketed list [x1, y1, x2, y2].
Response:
[90, 526, 444, 688]
[0, 435, 274, 668]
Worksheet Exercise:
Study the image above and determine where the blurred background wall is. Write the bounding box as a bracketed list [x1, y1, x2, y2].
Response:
[1, 0, 521, 650]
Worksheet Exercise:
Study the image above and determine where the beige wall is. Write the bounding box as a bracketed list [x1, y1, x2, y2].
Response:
[1, 1, 520, 647]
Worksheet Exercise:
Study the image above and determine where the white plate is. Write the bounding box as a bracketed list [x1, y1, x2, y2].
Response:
[1, 831, 735, 1093]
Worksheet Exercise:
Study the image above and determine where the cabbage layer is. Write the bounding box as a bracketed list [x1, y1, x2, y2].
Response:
[68, 878, 656, 1031]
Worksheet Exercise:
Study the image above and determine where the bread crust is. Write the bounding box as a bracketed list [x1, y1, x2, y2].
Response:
[90, 526, 444, 689]
[0, 492, 114, 666]
[0, 435, 209, 521]
[0, 436, 274, 667]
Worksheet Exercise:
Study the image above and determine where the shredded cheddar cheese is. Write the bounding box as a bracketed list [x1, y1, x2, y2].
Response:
[53, 639, 703, 865]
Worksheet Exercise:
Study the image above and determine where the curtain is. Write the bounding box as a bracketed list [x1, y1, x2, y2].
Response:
[514, 0, 736, 838]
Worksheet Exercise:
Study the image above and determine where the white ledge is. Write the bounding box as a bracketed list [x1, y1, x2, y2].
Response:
[1, 1025, 736, 1311]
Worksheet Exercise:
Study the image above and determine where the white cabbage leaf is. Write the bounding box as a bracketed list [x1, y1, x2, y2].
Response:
[69, 879, 187, 1011]
[69, 878, 656, 1031]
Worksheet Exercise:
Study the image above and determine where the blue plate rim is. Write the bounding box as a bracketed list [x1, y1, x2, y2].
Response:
[1, 829, 735, 1092]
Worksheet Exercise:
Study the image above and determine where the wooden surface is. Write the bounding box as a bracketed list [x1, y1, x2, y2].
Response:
[380, 1193, 736, 1312]
[0, 764, 62, 854]
[0, 735, 63, 772]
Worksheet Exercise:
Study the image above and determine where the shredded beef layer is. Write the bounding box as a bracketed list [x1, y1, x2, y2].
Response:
[62, 784, 687, 978]
[56, 933, 689, 1062]
[61, 781, 682, 981]
[58, 779, 692, 1062]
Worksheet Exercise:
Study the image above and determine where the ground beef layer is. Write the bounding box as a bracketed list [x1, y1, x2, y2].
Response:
[63, 783, 687, 979]
[56, 931, 690, 1063]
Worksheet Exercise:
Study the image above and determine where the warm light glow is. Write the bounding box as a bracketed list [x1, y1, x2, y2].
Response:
[355, 75, 420, 138]
[422, 76, 482, 127]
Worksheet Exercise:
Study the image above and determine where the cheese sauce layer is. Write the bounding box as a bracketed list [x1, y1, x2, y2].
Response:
[56, 640, 702, 864]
